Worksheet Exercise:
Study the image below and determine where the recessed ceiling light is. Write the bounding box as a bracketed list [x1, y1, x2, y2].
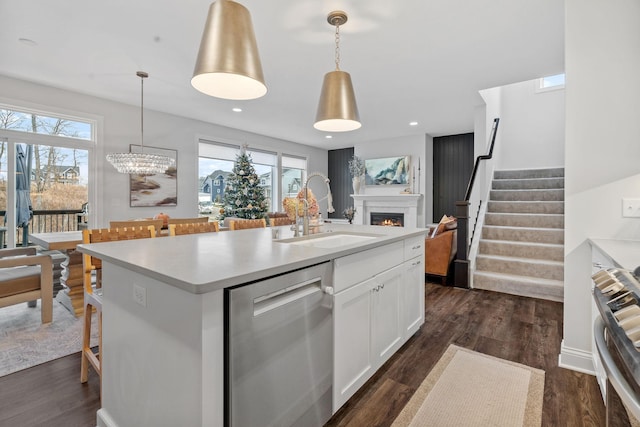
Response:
[18, 38, 37, 47]
[409, 121, 418, 126]
[232, 107, 242, 112]
[325, 135, 333, 139]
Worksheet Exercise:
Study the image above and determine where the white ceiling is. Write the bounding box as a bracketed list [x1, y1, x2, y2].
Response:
[0, 0, 564, 150]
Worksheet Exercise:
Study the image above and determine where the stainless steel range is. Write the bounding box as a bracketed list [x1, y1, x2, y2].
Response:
[592, 268, 640, 425]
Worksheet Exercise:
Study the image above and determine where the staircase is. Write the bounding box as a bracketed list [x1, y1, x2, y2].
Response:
[473, 168, 564, 302]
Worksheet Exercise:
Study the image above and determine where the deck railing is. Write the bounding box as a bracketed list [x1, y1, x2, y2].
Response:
[0, 209, 84, 246]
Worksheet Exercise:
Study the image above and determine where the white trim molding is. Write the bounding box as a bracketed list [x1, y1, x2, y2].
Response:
[559, 340, 596, 375]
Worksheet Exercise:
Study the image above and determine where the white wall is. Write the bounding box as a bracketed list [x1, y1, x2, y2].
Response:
[561, 0, 640, 373]
[354, 134, 429, 227]
[0, 75, 328, 228]
[497, 79, 565, 170]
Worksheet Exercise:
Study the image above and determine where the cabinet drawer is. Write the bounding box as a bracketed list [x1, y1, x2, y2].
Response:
[404, 236, 425, 261]
[334, 242, 403, 293]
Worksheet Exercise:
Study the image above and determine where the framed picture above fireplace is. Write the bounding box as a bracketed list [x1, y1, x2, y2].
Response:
[364, 156, 410, 186]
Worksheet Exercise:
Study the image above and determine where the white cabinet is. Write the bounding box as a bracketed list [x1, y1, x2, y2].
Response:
[333, 264, 404, 411]
[403, 256, 425, 337]
[333, 236, 425, 412]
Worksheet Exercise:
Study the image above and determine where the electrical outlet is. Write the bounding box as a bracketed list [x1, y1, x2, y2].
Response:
[133, 284, 147, 307]
[622, 198, 640, 218]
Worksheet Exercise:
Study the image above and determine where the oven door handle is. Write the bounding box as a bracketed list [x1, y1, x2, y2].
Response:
[594, 315, 640, 420]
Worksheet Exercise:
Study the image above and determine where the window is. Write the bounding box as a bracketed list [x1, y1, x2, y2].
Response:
[535, 73, 565, 93]
[198, 141, 279, 218]
[0, 105, 95, 246]
[282, 155, 306, 200]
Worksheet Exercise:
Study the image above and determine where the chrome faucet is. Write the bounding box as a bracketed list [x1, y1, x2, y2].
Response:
[302, 172, 335, 236]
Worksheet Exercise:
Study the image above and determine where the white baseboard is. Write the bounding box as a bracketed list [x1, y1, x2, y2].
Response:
[558, 340, 596, 375]
[97, 409, 119, 427]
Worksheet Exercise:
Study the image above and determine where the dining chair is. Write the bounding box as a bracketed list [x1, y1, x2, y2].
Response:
[0, 247, 54, 324]
[80, 225, 156, 392]
[228, 218, 267, 230]
[109, 219, 164, 236]
[168, 221, 219, 236]
[269, 216, 294, 226]
[167, 217, 210, 225]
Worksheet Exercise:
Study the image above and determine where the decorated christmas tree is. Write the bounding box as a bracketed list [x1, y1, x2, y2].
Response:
[221, 146, 268, 220]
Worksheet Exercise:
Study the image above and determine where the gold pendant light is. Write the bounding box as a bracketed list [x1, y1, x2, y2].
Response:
[106, 72, 176, 175]
[314, 11, 361, 132]
[191, 0, 267, 100]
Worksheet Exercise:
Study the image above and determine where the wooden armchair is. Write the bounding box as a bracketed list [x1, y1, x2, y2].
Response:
[0, 247, 53, 324]
[425, 217, 458, 284]
[81, 226, 157, 389]
[169, 222, 219, 236]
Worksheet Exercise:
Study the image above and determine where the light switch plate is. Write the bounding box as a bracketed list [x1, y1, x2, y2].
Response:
[133, 284, 147, 307]
[622, 198, 640, 218]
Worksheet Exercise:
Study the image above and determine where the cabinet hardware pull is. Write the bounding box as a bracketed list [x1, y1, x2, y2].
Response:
[412, 261, 421, 266]
[412, 245, 421, 249]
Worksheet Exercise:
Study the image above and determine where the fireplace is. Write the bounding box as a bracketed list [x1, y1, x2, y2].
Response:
[371, 212, 404, 227]
[352, 194, 422, 228]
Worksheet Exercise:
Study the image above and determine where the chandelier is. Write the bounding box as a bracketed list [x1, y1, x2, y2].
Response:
[106, 72, 175, 175]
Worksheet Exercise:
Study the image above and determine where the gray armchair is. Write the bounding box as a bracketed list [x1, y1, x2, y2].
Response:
[0, 247, 53, 323]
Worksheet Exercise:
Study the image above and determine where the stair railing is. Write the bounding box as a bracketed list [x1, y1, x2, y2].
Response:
[454, 117, 500, 288]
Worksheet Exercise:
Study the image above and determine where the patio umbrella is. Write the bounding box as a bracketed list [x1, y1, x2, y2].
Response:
[16, 144, 33, 245]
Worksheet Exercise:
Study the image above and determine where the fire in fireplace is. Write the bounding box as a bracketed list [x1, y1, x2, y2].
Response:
[370, 212, 404, 227]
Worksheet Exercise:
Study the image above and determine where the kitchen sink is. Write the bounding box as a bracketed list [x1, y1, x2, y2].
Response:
[277, 232, 381, 249]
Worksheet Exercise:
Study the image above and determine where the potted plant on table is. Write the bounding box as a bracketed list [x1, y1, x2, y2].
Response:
[348, 155, 365, 194]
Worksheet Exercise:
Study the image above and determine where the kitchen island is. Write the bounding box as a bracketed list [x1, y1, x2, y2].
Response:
[77, 223, 427, 427]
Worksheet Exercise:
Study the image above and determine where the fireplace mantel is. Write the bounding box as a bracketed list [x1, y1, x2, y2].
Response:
[351, 194, 422, 228]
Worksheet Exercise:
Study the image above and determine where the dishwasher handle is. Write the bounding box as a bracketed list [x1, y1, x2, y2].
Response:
[594, 315, 640, 421]
[253, 277, 322, 316]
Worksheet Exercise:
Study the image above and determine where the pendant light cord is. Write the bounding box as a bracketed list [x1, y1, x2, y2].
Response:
[334, 23, 341, 71]
[140, 73, 144, 152]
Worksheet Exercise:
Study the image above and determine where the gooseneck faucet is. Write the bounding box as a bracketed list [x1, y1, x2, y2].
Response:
[302, 172, 335, 236]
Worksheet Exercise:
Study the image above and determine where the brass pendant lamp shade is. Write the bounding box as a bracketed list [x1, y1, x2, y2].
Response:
[191, 0, 267, 100]
[314, 11, 361, 132]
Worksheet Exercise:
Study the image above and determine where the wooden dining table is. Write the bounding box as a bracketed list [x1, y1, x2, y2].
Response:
[30, 231, 84, 317]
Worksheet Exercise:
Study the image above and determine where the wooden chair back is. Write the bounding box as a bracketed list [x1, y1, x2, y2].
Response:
[109, 219, 164, 236]
[167, 217, 209, 225]
[168, 222, 219, 236]
[269, 216, 294, 226]
[228, 218, 267, 231]
[82, 226, 157, 293]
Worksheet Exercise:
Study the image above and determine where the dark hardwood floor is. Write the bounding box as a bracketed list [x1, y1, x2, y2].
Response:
[0, 283, 625, 426]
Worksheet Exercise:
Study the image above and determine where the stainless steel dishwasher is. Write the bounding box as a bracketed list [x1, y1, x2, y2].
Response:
[225, 261, 333, 427]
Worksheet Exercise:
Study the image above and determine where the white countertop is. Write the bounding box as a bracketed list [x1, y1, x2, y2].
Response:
[589, 238, 640, 271]
[77, 224, 427, 294]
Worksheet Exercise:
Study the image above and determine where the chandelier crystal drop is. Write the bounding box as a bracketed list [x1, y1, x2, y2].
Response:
[106, 72, 175, 175]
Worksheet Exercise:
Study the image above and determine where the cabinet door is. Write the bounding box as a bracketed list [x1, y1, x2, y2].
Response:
[371, 264, 404, 367]
[404, 257, 425, 337]
[333, 277, 376, 412]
